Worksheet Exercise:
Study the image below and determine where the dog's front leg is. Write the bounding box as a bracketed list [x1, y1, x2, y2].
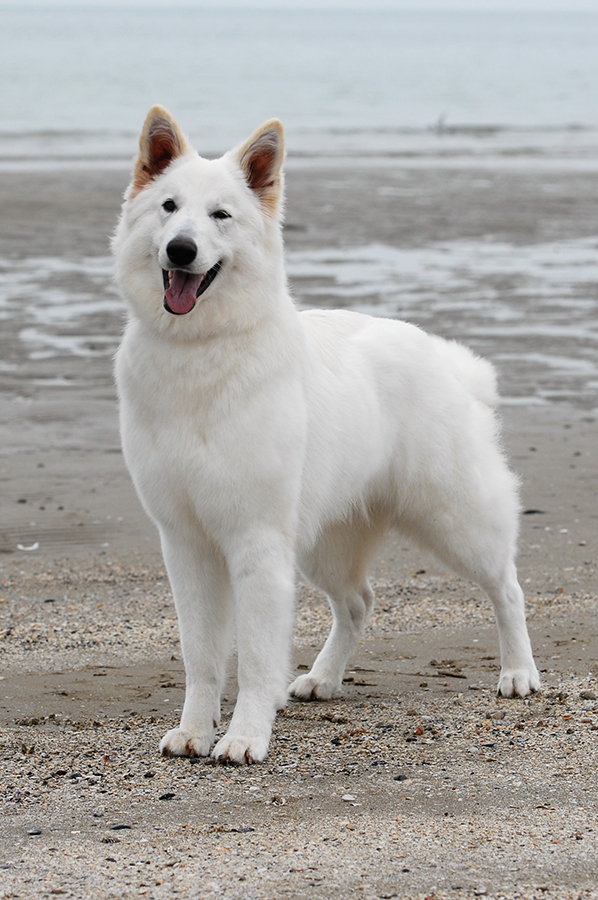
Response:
[158, 527, 234, 758]
[212, 529, 295, 765]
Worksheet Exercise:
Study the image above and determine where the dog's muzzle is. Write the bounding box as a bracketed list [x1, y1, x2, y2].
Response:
[162, 262, 222, 316]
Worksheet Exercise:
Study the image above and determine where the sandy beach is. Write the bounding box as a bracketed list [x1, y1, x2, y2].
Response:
[0, 161, 597, 900]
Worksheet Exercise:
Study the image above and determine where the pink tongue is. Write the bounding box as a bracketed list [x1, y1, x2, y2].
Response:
[165, 270, 204, 315]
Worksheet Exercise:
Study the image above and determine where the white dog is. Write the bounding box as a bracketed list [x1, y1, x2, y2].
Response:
[113, 106, 540, 765]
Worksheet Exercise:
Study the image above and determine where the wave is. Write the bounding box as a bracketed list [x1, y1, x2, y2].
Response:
[1, 123, 598, 172]
[303, 124, 594, 137]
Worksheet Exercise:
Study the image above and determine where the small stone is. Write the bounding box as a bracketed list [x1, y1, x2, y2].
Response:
[342, 794, 356, 802]
[27, 828, 42, 836]
[110, 823, 132, 830]
[159, 792, 176, 801]
[580, 690, 596, 701]
[394, 774, 407, 782]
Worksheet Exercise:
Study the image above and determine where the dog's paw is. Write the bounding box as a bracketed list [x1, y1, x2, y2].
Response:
[497, 664, 541, 698]
[160, 727, 212, 758]
[211, 733, 269, 766]
[288, 673, 343, 701]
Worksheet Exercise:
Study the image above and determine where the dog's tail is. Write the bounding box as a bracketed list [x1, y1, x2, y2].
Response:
[432, 335, 499, 408]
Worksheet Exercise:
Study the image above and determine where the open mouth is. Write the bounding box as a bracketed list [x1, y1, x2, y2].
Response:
[162, 261, 222, 315]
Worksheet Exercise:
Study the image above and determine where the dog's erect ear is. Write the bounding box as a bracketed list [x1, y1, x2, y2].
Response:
[130, 105, 190, 198]
[235, 120, 284, 215]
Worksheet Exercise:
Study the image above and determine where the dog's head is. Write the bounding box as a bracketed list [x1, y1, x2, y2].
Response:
[113, 106, 286, 337]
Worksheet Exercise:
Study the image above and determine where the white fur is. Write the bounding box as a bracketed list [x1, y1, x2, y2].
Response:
[113, 109, 540, 765]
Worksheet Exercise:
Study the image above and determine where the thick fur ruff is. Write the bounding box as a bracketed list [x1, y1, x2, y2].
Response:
[113, 106, 540, 765]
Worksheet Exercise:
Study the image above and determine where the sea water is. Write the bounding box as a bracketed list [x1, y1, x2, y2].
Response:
[1, 6, 598, 162]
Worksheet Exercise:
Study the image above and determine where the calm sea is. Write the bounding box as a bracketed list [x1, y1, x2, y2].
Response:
[1, 6, 598, 163]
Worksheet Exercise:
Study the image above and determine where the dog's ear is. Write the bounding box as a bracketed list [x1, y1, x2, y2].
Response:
[235, 120, 285, 215]
[130, 106, 190, 198]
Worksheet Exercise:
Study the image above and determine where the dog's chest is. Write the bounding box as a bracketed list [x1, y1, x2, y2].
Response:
[117, 341, 240, 497]
[115, 329, 306, 531]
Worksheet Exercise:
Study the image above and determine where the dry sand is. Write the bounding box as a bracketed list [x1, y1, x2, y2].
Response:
[0, 162, 597, 900]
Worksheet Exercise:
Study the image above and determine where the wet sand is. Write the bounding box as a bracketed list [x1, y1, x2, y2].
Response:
[0, 163, 597, 899]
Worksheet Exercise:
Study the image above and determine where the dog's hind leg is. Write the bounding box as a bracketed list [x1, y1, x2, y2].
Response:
[483, 564, 540, 697]
[290, 520, 384, 701]
[158, 526, 234, 758]
[449, 556, 539, 698]
[402, 477, 540, 698]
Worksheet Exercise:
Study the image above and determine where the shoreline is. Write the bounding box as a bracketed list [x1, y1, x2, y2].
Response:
[4, 153, 598, 176]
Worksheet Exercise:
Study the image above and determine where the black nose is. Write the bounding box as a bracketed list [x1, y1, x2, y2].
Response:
[166, 237, 197, 267]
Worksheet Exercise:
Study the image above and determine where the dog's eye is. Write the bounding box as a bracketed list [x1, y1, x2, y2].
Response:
[211, 209, 231, 220]
[162, 199, 177, 213]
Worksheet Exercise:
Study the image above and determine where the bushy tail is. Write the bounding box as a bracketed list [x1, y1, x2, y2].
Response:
[432, 335, 499, 408]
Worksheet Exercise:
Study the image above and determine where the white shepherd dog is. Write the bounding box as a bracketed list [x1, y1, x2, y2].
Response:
[113, 106, 540, 765]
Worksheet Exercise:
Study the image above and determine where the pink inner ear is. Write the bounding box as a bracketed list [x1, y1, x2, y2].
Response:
[246, 145, 277, 192]
[130, 108, 187, 198]
[242, 132, 281, 196]
[147, 123, 181, 177]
